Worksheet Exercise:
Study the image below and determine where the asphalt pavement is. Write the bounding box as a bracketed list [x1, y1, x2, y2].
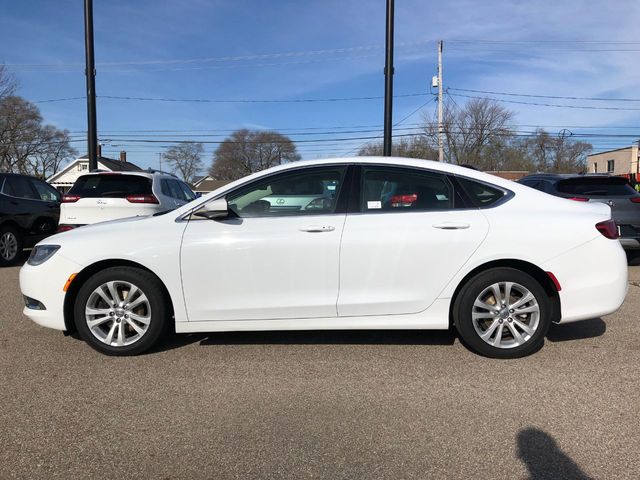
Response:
[1, 256, 639, 479]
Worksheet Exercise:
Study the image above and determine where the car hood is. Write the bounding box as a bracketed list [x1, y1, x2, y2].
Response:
[38, 214, 166, 247]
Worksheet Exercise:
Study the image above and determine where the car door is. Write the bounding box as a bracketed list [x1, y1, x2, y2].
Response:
[1, 175, 44, 233]
[29, 178, 61, 233]
[337, 165, 489, 317]
[180, 165, 350, 321]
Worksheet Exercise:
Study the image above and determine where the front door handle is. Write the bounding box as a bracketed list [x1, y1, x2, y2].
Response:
[432, 222, 470, 230]
[299, 225, 335, 233]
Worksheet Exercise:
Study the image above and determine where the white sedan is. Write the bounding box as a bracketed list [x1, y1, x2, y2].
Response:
[19, 157, 628, 358]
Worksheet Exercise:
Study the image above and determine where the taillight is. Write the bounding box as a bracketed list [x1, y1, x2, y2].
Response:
[126, 194, 159, 204]
[390, 193, 418, 207]
[596, 220, 619, 239]
[62, 195, 80, 203]
[568, 197, 589, 202]
[630, 197, 640, 203]
[56, 225, 75, 233]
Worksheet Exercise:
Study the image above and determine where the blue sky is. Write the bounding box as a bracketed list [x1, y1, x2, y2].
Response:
[2, 0, 640, 172]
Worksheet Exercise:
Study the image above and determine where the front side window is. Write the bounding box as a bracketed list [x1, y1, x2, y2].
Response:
[31, 179, 61, 202]
[177, 181, 196, 201]
[361, 167, 454, 213]
[227, 166, 347, 218]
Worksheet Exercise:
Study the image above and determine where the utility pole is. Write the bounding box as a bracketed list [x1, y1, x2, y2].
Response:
[383, 0, 395, 157]
[158, 152, 163, 171]
[83, 0, 98, 171]
[437, 40, 444, 162]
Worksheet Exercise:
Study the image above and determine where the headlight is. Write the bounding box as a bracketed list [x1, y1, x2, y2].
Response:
[28, 245, 60, 266]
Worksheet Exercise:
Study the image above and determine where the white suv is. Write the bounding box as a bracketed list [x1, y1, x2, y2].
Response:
[58, 170, 196, 231]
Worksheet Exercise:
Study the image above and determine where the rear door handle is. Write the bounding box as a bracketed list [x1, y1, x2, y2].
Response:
[299, 225, 335, 233]
[432, 222, 470, 230]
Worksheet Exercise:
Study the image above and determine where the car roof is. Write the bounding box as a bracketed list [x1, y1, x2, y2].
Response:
[76, 170, 178, 179]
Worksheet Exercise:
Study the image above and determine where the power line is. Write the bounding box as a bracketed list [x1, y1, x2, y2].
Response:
[98, 92, 428, 104]
[448, 92, 640, 111]
[4, 39, 435, 69]
[449, 87, 640, 103]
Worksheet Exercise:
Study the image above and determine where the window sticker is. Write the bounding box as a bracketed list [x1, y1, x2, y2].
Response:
[367, 201, 382, 209]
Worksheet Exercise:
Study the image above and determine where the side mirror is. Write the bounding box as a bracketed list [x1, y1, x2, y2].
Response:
[193, 198, 229, 220]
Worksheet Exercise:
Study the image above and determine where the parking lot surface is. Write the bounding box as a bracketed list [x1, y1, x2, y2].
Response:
[2, 259, 639, 479]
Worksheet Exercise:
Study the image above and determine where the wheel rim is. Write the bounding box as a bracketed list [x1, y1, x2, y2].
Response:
[471, 281, 540, 349]
[85, 281, 151, 347]
[0, 232, 18, 261]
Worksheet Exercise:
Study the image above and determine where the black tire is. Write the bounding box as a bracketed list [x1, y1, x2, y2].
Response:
[0, 225, 23, 267]
[74, 266, 169, 356]
[454, 268, 551, 359]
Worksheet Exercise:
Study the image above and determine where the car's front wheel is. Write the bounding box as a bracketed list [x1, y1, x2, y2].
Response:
[74, 266, 169, 355]
[454, 268, 552, 358]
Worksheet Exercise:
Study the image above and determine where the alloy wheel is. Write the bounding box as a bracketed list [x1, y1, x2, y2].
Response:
[471, 281, 540, 349]
[0, 232, 18, 261]
[85, 280, 151, 347]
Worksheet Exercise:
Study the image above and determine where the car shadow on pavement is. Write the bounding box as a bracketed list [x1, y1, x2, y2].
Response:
[153, 329, 457, 352]
[546, 318, 606, 343]
[517, 428, 593, 479]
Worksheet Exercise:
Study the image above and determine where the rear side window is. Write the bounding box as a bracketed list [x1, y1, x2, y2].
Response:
[3, 176, 39, 200]
[456, 177, 507, 207]
[361, 167, 454, 212]
[557, 177, 636, 196]
[68, 174, 152, 198]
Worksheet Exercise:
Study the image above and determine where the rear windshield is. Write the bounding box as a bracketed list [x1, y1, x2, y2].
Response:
[556, 177, 636, 196]
[68, 174, 152, 198]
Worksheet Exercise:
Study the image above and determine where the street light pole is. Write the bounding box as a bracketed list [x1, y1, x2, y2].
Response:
[383, 0, 395, 157]
[83, 0, 98, 171]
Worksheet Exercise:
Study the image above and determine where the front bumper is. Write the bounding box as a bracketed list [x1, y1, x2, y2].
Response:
[19, 252, 85, 331]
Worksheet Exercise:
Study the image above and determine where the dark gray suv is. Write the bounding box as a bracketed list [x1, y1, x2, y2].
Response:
[518, 173, 640, 249]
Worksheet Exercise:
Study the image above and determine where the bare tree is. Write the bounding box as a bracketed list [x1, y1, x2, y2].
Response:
[0, 96, 77, 177]
[520, 129, 591, 173]
[163, 141, 204, 184]
[425, 97, 515, 169]
[210, 129, 300, 181]
[0, 96, 42, 173]
[30, 126, 78, 178]
[0, 65, 17, 100]
[358, 135, 438, 159]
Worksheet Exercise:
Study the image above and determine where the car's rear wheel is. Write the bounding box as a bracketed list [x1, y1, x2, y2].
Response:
[0, 225, 22, 267]
[74, 266, 168, 355]
[454, 268, 551, 358]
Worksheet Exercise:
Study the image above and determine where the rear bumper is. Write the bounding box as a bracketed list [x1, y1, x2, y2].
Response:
[543, 236, 628, 323]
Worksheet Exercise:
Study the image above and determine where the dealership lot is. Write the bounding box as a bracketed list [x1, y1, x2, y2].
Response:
[1, 260, 639, 479]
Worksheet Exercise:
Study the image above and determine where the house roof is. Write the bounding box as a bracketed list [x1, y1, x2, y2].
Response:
[193, 179, 231, 192]
[78, 154, 142, 172]
[47, 155, 143, 183]
[192, 175, 209, 186]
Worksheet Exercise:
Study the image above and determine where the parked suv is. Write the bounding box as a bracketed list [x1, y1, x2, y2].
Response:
[519, 173, 640, 249]
[0, 173, 61, 266]
[58, 170, 196, 231]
